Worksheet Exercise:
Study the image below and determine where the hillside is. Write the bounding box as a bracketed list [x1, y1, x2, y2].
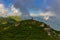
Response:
[0, 18, 60, 40]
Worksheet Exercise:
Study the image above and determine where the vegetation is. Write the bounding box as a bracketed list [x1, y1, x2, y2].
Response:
[0, 17, 60, 40]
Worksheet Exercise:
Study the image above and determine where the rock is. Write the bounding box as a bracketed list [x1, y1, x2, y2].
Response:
[40, 24, 45, 27]
[44, 27, 51, 33]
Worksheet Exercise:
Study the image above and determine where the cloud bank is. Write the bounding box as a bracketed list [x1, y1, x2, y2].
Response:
[0, 4, 7, 17]
[0, 3, 21, 17]
[10, 0, 30, 17]
[30, 11, 56, 20]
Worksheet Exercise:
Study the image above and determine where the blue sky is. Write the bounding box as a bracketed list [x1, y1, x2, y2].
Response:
[1, 0, 47, 10]
[0, 0, 60, 31]
[0, 0, 11, 8]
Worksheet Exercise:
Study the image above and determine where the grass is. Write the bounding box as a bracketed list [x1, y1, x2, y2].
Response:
[0, 19, 60, 40]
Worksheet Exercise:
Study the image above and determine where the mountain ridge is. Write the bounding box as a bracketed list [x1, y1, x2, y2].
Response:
[0, 18, 60, 40]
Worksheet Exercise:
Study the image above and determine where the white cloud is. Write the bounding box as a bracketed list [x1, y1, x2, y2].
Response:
[11, 5, 19, 13]
[0, 4, 8, 17]
[0, 4, 22, 17]
[40, 11, 56, 20]
[0, 4, 4, 9]
[9, 5, 21, 16]
[30, 11, 56, 20]
[40, 12, 56, 16]
[30, 13, 40, 17]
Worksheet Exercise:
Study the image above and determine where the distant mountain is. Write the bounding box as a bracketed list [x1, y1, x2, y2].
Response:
[0, 19, 60, 40]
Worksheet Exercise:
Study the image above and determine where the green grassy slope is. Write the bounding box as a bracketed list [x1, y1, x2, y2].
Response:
[0, 18, 60, 40]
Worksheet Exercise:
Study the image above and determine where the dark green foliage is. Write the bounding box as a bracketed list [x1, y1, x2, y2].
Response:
[0, 18, 60, 40]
